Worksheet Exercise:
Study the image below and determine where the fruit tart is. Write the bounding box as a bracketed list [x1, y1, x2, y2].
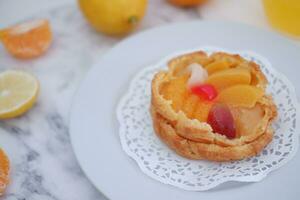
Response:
[150, 51, 277, 161]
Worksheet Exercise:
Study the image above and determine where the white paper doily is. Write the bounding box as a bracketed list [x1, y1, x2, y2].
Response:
[116, 46, 299, 191]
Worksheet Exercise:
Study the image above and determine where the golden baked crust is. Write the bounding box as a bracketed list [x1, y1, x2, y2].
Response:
[151, 107, 273, 161]
[150, 51, 277, 161]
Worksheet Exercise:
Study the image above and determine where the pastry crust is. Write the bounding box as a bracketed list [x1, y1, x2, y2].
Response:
[150, 51, 277, 161]
[151, 107, 273, 161]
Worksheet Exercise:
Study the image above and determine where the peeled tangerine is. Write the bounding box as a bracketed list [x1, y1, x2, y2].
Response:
[206, 68, 251, 91]
[0, 19, 52, 59]
[217, 85, 264, 108]
[207, 103, 236, 139]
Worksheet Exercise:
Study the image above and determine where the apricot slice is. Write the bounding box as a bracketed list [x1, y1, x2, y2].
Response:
[217, 85, 264, 108]
[206, 68, 251, 91]
[205, 60, 230, 75]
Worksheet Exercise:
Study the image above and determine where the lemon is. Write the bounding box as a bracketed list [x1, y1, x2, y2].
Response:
[78, 0, 148, 35]
[0, 70, 39, 119]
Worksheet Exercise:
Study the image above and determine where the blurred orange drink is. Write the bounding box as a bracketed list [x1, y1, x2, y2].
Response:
[262, 0, 300, 37]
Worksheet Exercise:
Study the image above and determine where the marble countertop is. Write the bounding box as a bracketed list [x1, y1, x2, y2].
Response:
[1, 0, 299, 200]
[0, 1, 201, 199]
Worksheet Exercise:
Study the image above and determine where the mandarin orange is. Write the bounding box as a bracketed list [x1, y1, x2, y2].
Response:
[0, 149, 9, 196]
[0, 19, 52, 59]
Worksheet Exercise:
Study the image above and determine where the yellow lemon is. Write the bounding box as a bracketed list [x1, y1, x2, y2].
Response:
[0, 70, 39, 119]
[78, 0, 148, 35]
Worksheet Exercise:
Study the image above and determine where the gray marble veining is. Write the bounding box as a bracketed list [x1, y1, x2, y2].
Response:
[0, 1, 199, 199]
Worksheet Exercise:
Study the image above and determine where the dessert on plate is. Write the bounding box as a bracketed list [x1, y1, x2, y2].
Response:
[150, 51, 277, 161]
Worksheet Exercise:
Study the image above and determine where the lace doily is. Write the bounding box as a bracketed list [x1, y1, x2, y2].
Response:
[116, 47, 299, 191]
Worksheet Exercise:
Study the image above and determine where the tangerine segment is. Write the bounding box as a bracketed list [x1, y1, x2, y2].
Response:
[182, 94, 199, 118]
[205, 60, 230, 75]
[0, 19, 52, 59]
[217, 85, 264, 108]
[206, 68, 251, 91]
[161, 74, 215, 121]
[161, 75, 189, 112]
[193, 101, 213, 122]
[0, 149, 9, 196]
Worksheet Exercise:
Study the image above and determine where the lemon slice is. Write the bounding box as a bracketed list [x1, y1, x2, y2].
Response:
[0, 70, 39, 119]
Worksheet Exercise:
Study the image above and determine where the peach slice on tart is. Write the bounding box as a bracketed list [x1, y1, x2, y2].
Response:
[205, 60, 231, 75]
[217, 85, 264, 108]
[206, 67, 251, 91]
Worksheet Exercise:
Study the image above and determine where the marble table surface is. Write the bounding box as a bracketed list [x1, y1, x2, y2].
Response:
[0, 1, 201, 199]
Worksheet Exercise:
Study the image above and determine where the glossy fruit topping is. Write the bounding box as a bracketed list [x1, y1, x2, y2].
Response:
[187, 63, 208, 89]
[207, 103, 236, 139]
[217, 85, 264, 108]
[206, 68, 251, 91]
[160, 74, 214, 121]
[231, 105, 264, 137]
[190, 84, 218, 101]
[160, 75, 189, 112]
[193, 101, 213, 122]
[205, 60, 230, 75]
[182, 94, 199, 119]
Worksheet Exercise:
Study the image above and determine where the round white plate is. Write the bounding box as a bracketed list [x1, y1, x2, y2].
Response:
[70, 21, 300, 200]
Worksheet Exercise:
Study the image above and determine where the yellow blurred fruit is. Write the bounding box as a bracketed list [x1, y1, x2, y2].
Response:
[168, 0, 207, 7]
[78, 0, 147, 36]
[0, 70, 39, 119]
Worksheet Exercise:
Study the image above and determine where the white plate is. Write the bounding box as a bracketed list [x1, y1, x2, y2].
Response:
[70, 21, 300, 200]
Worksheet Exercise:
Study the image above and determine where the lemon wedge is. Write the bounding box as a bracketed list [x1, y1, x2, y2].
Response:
[0, 70, 39, 119]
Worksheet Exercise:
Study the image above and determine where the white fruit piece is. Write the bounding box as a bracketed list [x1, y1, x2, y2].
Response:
[187, 63, 208, 89]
